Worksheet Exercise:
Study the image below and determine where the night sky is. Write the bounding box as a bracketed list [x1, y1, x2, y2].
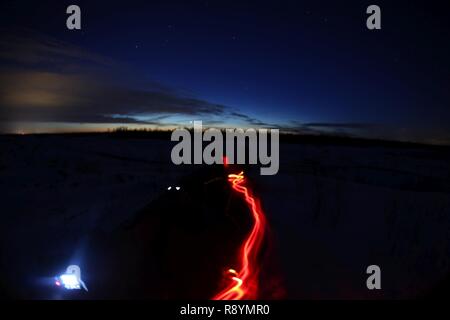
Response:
[0, 0, 449, 144]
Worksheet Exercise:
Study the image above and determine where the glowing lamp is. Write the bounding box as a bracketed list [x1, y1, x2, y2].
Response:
[55, 265, 88, 291]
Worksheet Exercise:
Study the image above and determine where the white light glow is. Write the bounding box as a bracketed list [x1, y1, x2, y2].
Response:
[55, 265, 88, 291]
[60, 274, 81, 290]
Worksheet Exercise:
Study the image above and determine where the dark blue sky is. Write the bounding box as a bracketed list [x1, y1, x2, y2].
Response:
[1, 0, 449, 143]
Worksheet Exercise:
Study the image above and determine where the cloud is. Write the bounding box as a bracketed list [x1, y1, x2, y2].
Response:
[0, 69, 228, 125]
[301, 122, 377, 129]
[0, 28, 114, 68]
[0, 29, 261, 129]
[284, 121, 450, 145]
[228, 111, 278, 127]
[283, 120, 382, 136]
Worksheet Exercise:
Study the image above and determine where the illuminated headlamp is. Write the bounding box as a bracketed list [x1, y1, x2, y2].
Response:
[55, 265, 88, 291]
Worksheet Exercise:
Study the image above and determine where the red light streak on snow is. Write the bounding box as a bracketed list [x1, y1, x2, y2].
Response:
[212, 171, 266, 300]
[223, 156, 229, 167]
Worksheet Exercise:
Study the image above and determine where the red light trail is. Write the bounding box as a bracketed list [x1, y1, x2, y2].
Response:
[212, 170, 267, 300]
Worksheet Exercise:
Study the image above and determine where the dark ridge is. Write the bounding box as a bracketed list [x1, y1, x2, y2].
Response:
[1, 129, 449, 151]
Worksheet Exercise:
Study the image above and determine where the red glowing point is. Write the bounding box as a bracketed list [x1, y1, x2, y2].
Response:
[223, 156, 229, 167]
[212, 171, 267, 300]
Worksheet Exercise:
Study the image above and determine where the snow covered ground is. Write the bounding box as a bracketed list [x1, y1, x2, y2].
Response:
[1, 134, 449, 299]
[0, 135, 195, 298]
[253, 143, 450, 299]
